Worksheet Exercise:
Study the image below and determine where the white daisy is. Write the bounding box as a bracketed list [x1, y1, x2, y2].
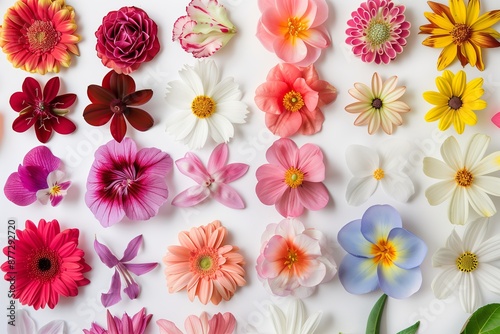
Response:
[423, 134, 500, 225]
[432, 217, 500, 313]
[269, 299, 322, 334]
[165, 60, 248, 149]
[345, 143, 414, 206]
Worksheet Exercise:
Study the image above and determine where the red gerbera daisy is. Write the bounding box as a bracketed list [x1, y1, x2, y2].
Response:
[0, 0, 80, 74]
[1, 219, 91, 309]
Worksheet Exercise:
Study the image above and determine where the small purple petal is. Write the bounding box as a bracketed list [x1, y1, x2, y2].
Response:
[23, 146, 61, 171]
[124, 280, 140, 300]
[50, 193, 64, 207]
[18, 165, 49, 192]
[214, 163, 249, 184]
[212, 183, 245, 209]
[388, 228, 427, 270]
[123, 262, 158, 276]
[94, 237, 119, 268]
[338, 254, 379, 295]
[337, 219, 373, 258]
[175, 153, 210, 185]
[207, 143, 229, 174]
[58, 180, 71, 191]
[120, 235, 143, 262]
[101, 269, 122, 307]
[4, 172, 37, 206]
[171, 185, 210, 207]
[360, 204, 402, 244]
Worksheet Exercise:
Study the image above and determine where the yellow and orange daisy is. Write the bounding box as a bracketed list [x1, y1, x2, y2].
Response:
[419, 0, 500, 71]
[0, 0, 80, 74]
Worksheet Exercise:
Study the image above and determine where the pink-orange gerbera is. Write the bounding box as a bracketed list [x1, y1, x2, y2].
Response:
[163, 220, 246, 305]
[0, 0, 80, 74]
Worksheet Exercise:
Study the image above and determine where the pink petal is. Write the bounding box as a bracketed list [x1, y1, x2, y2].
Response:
[211, 313, 236, 334]
[297, 107, 324, 135]
[263, 235, 288, 261]
[85, 183, 126, 227]
[4, 172, 37, 206]
[282, 0, 309, 18]
[172, 186, 210, 207]
[156, 319, 183, 334]
[176, 153, 210, 185]
[120, 235, 143, 262]
[101, 269, 122, 307]
[260, 10, 287, 37]
[123, 262, 158, 276]
[267, 63, 302, 85]
[124, 281, 140, 300]
[49, 193, 64, 207]
[212, 183, 245, 209]
[94, 237, 119, 268]
[254, 81, 289, 115]
[208, 143, 228, 174]
[297, 259, 326, 287]
[265, 105, 302, 137]
[179, 32, 226, 58]
[23, 145, 61, 170]
[310, 0, 328, 26]
[173, 16, 191, 41]
[266, 138, 299, 168]
[298, 143, 325, 182]
[303, 28, 330, 49]
[255, 176, 288, 205]
[492, 112, 500, 127]
[136, 146, 173, 177]
[273, 37, 308, 64]
[122, 174, 169, 221]
[214, 163, 249, 183]
[297, 182, 329, 210]
[276, 187, 304, 217]
[293, 78, 319, 111]
[256, 19, 275, 52]
[185, 315, 205, 334]
[94, 137, 137, 165]
[294, 43, 322, 67]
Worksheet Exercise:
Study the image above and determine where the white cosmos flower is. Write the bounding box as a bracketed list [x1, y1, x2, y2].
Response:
[345, 143, 414, 206]
[269, 299, 322, 334]
[165, 60, 249, 149]
[423, 134, 500, 225]
[432, 218, 500, 313]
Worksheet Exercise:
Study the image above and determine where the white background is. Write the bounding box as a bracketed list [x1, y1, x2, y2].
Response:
[1, 0, 500, 333]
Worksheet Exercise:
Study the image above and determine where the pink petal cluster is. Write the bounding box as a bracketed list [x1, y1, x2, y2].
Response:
[157, 312, 236, 334]
[83, 308, 152, 334]
[256, 138, 329, 217]
[256, 0, 331, 66]
[173, 0, 236, 58]
[255, 63, 337, 137]
[256, 218, 336, 297]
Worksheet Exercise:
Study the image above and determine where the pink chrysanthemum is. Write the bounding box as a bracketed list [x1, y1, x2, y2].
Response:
[1, 219, 91, 309]
[163, 220, 246, 305]
[84, 308, 152, 334]
[346, 0, 410, 64]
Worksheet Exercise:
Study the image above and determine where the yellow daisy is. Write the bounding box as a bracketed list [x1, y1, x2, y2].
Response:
[423, 70, 486, 134]
[420, 0, 500, 71]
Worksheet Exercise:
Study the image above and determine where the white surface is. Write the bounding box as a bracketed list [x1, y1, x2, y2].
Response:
[1, 0, 500, 333]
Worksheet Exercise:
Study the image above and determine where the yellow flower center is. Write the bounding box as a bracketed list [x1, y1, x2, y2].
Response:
[367, 20, 391, 46]
[49, 184, 62, 196]
[287, 17, 307, 37]
[448, 96, 463, 110]
[191, 248, 219, 277]
[371, 239, 397, 266]
[451, 23, 472, 45]
[284, 167, 304, 188]
[26, 20, 60, 54]
[284, 248, 299, 269]
[456, 252, 478, 272]
[283, 90, 305, 112]
[373, 168, 385, 180]
[455, 168, 473, 187]
[191, 96, 216, 119]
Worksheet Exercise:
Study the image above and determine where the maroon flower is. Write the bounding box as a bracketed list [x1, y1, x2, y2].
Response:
[96, 6, 160, 74]
[10, 77, 76, 143]
[83, 71, 154, 143]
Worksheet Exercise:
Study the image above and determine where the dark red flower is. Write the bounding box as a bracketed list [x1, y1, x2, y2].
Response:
[83, 71, 154, 143]
[10, 77, 77, 143]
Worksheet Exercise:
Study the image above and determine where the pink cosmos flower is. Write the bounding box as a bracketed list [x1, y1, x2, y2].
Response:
[85, 138, 172, 227]
[256, 0, 331, 66]
[255, 63, 337, 137]
[172, 143, 248, 209]
[83, 308, 152, 334]
[256, 138, 329, 217]
[157, 312, 236, 334]
[256, 218, 336, 297]
[173, 0, 236, 58]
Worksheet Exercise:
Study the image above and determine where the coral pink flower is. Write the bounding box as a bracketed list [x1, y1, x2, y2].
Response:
[1, 219, 91, 309]
[157, 312, 236, 334]
[256, 218, 336, 297]
[83, 308, 152, 334]
[163, 220, 246, 305]
[256, 0, 331, 66]
[255, 63, 337, 137]
[256, 138, 329, 217]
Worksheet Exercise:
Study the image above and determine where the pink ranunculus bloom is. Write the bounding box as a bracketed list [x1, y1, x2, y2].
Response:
[85, 138, 173, 227]
[157, 312, 236, 334]
[173, 0, 237, 58]
[255, 63, 337, 137]
[256, 0, 331, 66]
[96, 7, 160, 74]
[256, 138, 329, 217]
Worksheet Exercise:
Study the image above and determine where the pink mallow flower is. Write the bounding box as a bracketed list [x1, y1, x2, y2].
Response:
[255, 63, 337, 137]
[85, 138, 172, 227]
[256, 218, 336, 297]
[157, 312, 236, 334]
[256, 138, 329, 217]
[256, 0, 331, 66]
[171, 143, 249, 209]
[173, 0, 236, 58]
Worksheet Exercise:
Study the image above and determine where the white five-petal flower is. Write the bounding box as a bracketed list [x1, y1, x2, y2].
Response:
[432, 218, 500, 313]
[269, 299, 322, 334]
[423, 134, 500, 225]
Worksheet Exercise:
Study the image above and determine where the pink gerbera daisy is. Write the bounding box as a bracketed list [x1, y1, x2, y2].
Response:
[346, 0, 410, 64]
[1, 219, 91, 309]
[163, 220, 246, 305]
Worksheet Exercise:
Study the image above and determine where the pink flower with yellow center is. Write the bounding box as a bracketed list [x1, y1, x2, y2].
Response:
[256, 0, 331, 66]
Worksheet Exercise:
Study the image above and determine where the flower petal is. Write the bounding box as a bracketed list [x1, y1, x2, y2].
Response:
[378, 265, 422, 299]
[83, 104, 114, 126]
[346, 176, 378, 206]
[338, 254, 379, 294]
[296, 181, 329, 211]
[123, 262, 158, 276]
[172, 186, 210, 207]
[125, 108, 154, 132]
[425, 180, 456, 205]
[156, 319, 183, 334]
[475, 263, 500, 294]
[464, 133, 489, 170]
[176, 153, 210, 185]
[380, 174, 415, 202]
[101, 269, 122, 307]
[388, 228, 427, 269]
[39, 320, 65, 334]
[214, 163, 249, 184]
[120, 235, 143, 262]
[207, 143, 228, 174]
[467, 185, 496, 218]
[4, 172, 37, 206]
[338, 219, 373, 258]
[459, 272, 480, 313]
[345, 145, 379, 177]
[94, 237, 119, 268]
[441, 135, 463, 171]
[266, 138, 298, 168]
[432, 266, 461, 299]
[124, 280, 140, 300]
[423, 157, 456, 179]
[360, 205, 402, 244]
[16, 309, 36, 334]
[449, 187, 469, 225]
[212, 183, 245, 209]
[276, 188, 303, 218]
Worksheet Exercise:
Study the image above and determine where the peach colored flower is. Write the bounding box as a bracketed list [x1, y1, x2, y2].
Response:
[256, 0, 331, 66]
[163, 220, 246, 305]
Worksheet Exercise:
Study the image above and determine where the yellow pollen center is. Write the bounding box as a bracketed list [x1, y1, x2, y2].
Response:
[366, 20, 391, 46]
[284, 167, 304, 188]
[371, 239, 397, 266]
[455, 168, 473, 187]
[287, 17, 307, 37]
[26, 20, 60, 54]
[451, 23, 472, 45]
[49, 184, 61, 196]
[373, 168, 385, 180]
[191, 96, 216, 119]
[284, 248, 299, 269]
[191, 249, 219, 277]
[283, 90, 305, 112]
[456, 252, 478, 272]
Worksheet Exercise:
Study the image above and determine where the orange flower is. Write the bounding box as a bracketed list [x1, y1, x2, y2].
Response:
[0, 0, 80, 74]
[163, 220, 246, 305]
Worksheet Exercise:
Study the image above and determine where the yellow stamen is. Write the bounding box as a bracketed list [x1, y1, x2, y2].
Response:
[371, 239, 397, 266]
[451, 23, 472, 45]
[456, 252, 478, 272]
[284, 248, 299, 269]
[49, 185, 61, 196]
[373, 168, 385, 180]
[287, 17, 307, 37]
[455, 168, 473, 187]
[284, 167, 304, 188]
[191, 96, 216, 119]
[26, 20, 60, 54]
[283, 90, 305, 112]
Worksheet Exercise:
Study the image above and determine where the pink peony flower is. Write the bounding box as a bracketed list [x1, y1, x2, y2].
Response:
[256, 0, 331, 66]
[256, 218, 336, 297]
[96, 7, 160, 74]
[173, 0, 236, 58]
[255, 63, 337, 137]
[157, 312, 236, 334]
[256, 138, 329, 217]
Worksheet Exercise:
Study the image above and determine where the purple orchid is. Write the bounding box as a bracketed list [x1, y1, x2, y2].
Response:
[83, 308, 152, 334]
[94, 235, 158, 307]
[171, 143, 249, 209]
[4, 146, 70, 206]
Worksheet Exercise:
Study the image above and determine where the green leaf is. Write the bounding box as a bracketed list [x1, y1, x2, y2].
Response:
[397, 321, 420, 334]
[366, 294, 388, 334]
[461, 304, 500, 334]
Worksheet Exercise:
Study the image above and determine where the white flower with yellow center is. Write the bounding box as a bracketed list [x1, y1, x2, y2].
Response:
[165, 60, 249, 149]
[423, 134, 500, 225]
[432, 218, 500, 313]
[345, 144, 414, 206]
